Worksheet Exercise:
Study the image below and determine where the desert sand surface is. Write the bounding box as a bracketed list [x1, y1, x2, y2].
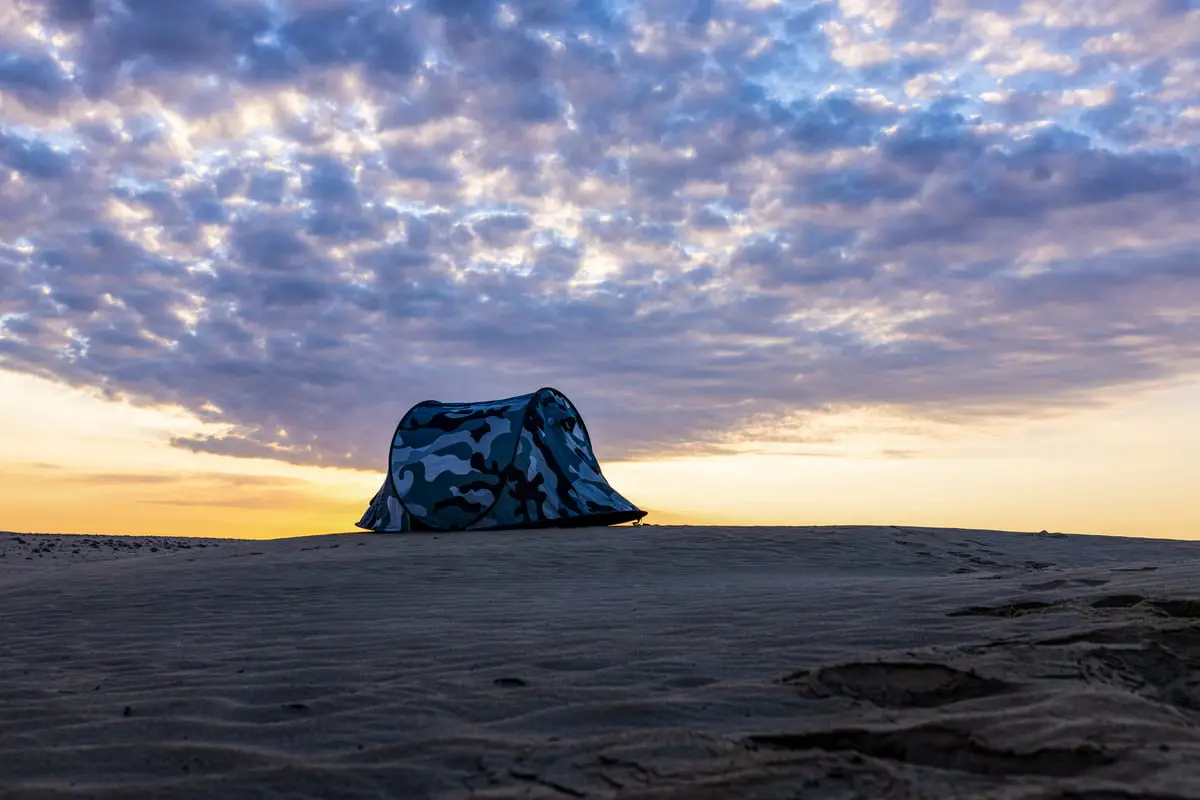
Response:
[3, 525, 1200, 799]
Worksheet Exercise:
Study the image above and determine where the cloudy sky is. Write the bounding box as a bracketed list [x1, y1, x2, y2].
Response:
[1, 0, 1198, 538]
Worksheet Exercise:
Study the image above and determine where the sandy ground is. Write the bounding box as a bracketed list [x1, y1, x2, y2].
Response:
[2, 525, 1200, 799]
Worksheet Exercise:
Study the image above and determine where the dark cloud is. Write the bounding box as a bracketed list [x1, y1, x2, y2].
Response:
[881, 101, 983, 170]
[259, 275, 334, 307]
[0, 132, 73, 180]
[471, 213, 534, 246]
[230, 222, 317, 272]
[0, 50, 73, 109]
[0, 0, 1197, 470]
[690, 207, 729, 230]
[244, 169, 288, 205]
[46, 0, 95, 26]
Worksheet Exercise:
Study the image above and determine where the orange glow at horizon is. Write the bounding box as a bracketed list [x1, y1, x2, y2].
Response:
[1, 369, 1198, 540]
[0, 370, 373, 538]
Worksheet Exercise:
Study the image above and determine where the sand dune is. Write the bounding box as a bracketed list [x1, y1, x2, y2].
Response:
[0, 533, 231, 582]
[2, 525, 1200, 799]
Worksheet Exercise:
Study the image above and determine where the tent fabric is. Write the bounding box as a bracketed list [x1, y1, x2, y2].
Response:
[356, 387, 646, 532]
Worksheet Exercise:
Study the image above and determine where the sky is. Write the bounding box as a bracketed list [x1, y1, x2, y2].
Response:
[1, 0, 1198, 539]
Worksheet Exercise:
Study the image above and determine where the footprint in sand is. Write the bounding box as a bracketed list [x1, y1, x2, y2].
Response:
[748, 724, 1112, 779]
[1089, 594, 1200, 618]
[782, 661, 1013, 708]
[949, 593, 1200, 621]
[1073, 629, 1200, 714]
[947, 600, 1060, 618]
[1022, 577, 1111, 591]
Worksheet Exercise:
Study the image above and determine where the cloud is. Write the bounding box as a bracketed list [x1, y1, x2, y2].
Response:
[0, 50, 73, 110]
[0, 131, 74, 180]
[70, 470, 308, 487]
[0, 0, 1197, 472]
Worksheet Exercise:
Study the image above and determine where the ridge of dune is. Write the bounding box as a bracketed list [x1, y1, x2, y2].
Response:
[3, 525, 1200, 799]
[0, 532, 240, 586]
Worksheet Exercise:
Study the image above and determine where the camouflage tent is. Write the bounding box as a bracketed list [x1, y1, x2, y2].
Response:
[357, 388, 647, 532]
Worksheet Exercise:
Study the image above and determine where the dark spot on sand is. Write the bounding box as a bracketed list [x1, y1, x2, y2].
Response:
[1090, 595, 1200, 619]
[783, 661, 1012, 708]
[1024, 577, 1110, 591]
[948, 600, 1058, 618]
[748, 723, 1114, 777]
[494, 677, 528, 687]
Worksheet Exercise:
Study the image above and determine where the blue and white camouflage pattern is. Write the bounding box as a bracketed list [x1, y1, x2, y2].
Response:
[357, 388, 646, 532]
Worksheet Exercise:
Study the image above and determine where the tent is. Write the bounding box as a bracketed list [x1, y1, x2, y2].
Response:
[357, 387, 647, 532]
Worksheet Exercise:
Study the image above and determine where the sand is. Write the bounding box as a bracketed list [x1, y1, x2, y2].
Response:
[2, 525, 1200, 799]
